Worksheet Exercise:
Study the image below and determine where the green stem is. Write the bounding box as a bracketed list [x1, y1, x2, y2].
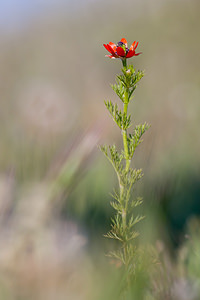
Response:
[123, 89, 130, 173]
[121, 97, 129, 231]
[121, 58, 130, 173]
[120, 59, 131, 232]
[122, 58, 127, 68]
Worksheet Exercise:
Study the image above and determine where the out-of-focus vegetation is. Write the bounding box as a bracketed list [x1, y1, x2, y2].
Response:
[0, 0, 200, 298]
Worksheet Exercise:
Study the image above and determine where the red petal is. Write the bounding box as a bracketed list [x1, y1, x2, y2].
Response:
[103, 44, 115, 55]
[105, 55, 116, 59]
[135, 52, 142, 56]
[129, 41, 136, 51]
[103, 44, 110, 51]
[120, 38, 127, 47]
[126, 50, 135, 58]
[134, 41, 138, 50]
[126, 50, 142, 58]
[108, 42, 117, 52]
[116, 47, 126, 57]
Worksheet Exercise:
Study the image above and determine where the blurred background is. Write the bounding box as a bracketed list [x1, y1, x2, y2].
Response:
[0, 0, 200, 299]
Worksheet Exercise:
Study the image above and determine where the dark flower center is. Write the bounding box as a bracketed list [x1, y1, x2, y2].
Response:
[117, 41, 124, 47]
[117, 41, 129, 54]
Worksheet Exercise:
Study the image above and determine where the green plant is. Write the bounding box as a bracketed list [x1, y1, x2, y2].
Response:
[101, 38, 150, 290]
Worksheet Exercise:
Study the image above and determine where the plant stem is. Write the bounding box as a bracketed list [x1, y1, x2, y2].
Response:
[122, 101, 130, 173]
[121, 59, 131, 232]
[121, 107, 129, 234]
[122, 58, 127, 68]
[121, 59, 130, 173]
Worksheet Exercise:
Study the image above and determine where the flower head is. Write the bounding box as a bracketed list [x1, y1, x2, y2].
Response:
[103, 38, 141, 59]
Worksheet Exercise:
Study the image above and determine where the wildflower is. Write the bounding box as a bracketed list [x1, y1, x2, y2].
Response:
[103, 38, 141, 59]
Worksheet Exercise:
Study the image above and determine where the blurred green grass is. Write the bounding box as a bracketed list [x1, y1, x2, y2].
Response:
[0, 0, 199, 251]
[0, 0, 200, 298]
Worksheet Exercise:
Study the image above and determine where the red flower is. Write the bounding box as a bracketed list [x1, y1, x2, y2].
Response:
[103, 38, 141, 59]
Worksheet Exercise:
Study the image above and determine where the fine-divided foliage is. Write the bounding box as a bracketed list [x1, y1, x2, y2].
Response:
[101, 60, 149, 284]
[127, 123, 150, 158]
[111, 66, 144, 103]
[104, 101, 131, 130]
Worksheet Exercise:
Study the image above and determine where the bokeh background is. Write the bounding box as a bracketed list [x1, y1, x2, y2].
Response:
[0, 0, 200, 299]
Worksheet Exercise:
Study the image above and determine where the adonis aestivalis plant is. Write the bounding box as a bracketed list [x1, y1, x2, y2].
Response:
[101, 38, 150, 290]
[103, 38, 141, 61]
